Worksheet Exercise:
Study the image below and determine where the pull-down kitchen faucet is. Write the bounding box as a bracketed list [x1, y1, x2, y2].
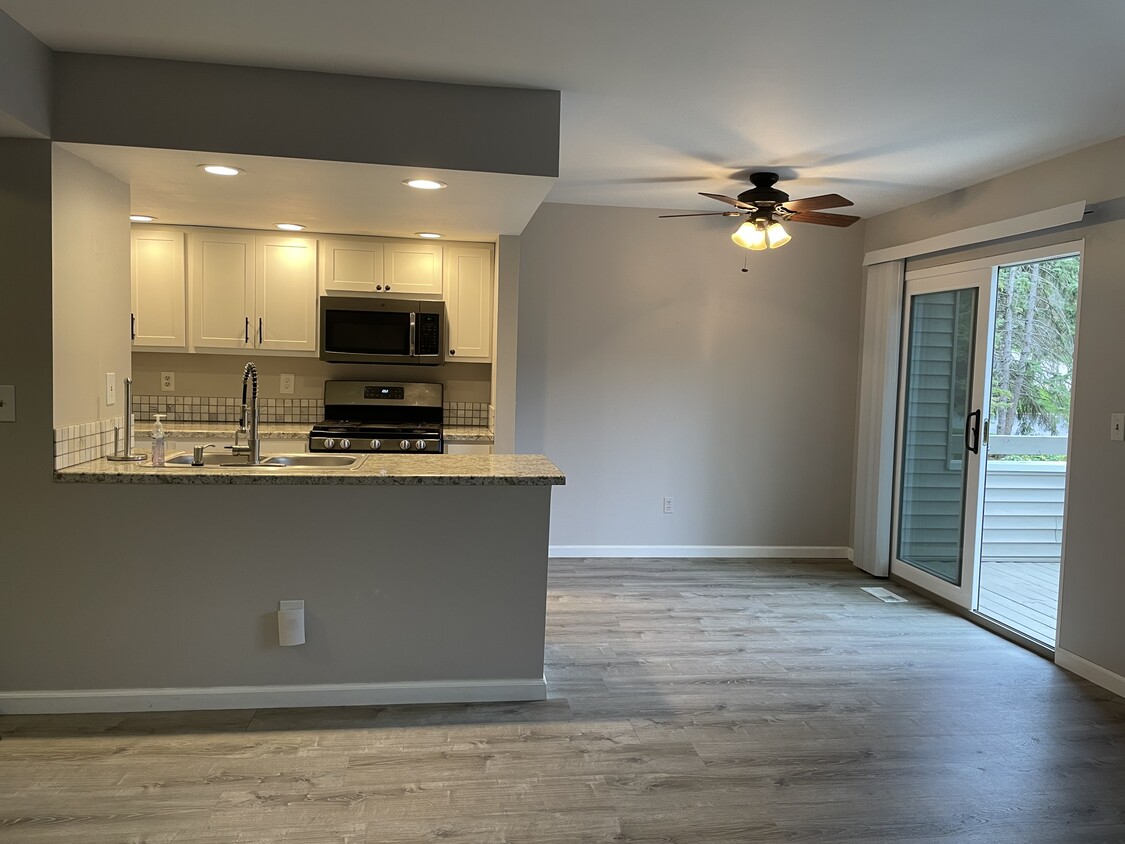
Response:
[228, 361, 261, 464]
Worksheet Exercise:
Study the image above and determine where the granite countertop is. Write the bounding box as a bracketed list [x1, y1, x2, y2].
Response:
[56, 453, 564, 486]
[152, 422, 312, 439]
[148, 422, 494, 444]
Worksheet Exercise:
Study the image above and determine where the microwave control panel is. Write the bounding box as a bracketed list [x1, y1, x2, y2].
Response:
[416, 312, 441, 356]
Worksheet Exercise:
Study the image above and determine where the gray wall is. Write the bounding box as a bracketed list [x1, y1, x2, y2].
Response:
[516, 202, 865, 551]
[52, 53, 560, 177]
[0, 10, 50, 138]
[865, 134, 1125, 679]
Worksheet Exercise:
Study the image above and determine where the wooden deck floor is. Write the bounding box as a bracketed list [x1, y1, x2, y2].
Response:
[1, 558, 1121, 842]
[976, 560, 1061, 646]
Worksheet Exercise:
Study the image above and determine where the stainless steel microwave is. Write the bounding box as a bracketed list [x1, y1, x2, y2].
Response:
[319, 296, 444, 365]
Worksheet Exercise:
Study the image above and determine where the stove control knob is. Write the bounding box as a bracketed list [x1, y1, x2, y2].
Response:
[323, 438, 335, 450]
[340, 439, 351, 450]
[415, 440, 428, 451]
[399, 439, 411, 451]
[370, 439, 382, 451]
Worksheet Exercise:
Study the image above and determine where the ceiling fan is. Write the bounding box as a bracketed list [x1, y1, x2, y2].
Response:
[661, 172, 860, 250]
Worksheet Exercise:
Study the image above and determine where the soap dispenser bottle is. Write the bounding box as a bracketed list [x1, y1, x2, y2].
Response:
[151, 413, 166, 467]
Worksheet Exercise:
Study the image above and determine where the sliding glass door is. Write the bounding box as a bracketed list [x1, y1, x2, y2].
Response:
[891, 246, 1079, 641]
[891, 268, 994, 607]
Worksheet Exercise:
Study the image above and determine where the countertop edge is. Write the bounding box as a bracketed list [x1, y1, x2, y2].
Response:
[55, 454, 564, 486]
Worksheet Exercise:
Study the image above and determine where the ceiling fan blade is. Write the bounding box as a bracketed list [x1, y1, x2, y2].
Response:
[699, 192, 756, 211]
[787, 210, 861, 227]
[780, 193, 854, 212]
[659, 211, 741, 218]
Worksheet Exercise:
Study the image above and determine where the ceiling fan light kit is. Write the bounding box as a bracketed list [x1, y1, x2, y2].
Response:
[731, 217, 791, 250]
[661, 171, 859, 252]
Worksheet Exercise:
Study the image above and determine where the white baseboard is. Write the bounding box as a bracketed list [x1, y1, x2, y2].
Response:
[1054, 648, 1125, 699]
[548, 545, 852, 559]
[0, 678, 547, 715]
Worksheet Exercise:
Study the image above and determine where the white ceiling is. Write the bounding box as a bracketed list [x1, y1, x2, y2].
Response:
[7, 0, 1125, 231]
[60, 144, 555, 241]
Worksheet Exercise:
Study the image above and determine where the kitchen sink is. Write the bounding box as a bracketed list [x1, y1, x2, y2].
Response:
[162, 452, 364, 469]
[260, 454, 364, 468]
[163, 452, 240, 467]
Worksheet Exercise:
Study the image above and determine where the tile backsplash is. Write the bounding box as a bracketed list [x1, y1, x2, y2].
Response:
[444, 401, 490, 426]
[54, 416, 125, 469]
[130, 395, 492, 427]
[132, 395, 323, 424]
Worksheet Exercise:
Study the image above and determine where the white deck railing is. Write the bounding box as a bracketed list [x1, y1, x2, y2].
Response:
[982, 435, 1067, 564]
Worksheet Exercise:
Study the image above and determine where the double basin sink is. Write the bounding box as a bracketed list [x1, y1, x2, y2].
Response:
[163, 452, 365, 470]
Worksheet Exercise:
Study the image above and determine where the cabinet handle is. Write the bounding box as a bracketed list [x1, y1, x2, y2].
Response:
[244, 317, 249, 344]
[449, 349, 456, 356]
[258, 318, 263, 345]
[130, 313, 136, 341]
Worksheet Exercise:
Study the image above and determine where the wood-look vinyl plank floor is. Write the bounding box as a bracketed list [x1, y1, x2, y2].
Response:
[2, 557, 1123, 843]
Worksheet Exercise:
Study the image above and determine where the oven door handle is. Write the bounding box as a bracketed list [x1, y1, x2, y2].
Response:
[409, 312, 417, 357]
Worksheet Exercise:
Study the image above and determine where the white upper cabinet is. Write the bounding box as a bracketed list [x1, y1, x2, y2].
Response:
[189, 230, 317, 355]
[385, 241, 443, 296]
[322, 237, 442, 297]
[131, 228, 186, 349]
[190, 230, 255, 351]
[444, 246, 493, 363]
[256, 236, 317, 353]
[320, 237, 386, 294]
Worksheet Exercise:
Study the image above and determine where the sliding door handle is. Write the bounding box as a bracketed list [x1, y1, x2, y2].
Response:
[965, 409, 982, 455]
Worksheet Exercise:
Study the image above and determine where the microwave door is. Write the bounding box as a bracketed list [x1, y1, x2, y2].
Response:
[323, 308, 412, 362]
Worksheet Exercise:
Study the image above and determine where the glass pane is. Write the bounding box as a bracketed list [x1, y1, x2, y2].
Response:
[897, 288, 978, 584]
[976, 256, 1077, 645]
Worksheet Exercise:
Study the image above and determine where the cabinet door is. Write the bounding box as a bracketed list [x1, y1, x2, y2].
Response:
[131, 228, 186, 348]
[256, 236, 318, 353]
[190, 231, 254, 351]
[321, 238, 385, 294]
[385, 241, 443, 296]
[444, 246, 493, 363]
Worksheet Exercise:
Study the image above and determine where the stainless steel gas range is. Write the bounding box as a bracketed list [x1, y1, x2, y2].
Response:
[309, 381, 443, 454]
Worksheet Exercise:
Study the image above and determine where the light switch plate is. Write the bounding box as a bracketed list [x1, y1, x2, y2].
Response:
[0, 385, 14, 422]
[105, 373, 116, 406]
[1112, 413, 1124, 442]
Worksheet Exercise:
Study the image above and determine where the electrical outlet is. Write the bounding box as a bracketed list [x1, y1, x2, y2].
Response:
[663, 496, 674, 515]
[105, 373, 116, 406]
[1112, 413, 1124, 442]
[160, 371, 175, 392]
[280, 373, 295, 395]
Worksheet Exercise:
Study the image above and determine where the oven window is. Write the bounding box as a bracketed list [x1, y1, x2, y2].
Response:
[325, 310, 410, 355]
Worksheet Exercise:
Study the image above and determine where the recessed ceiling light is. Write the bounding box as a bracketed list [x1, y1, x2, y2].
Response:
[403, 179, 447, 190]
[199, 164, 242, 177]
[129, 215, 155, 222]
[275, 223, 305, 231]
[415, 232, 443, 239]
